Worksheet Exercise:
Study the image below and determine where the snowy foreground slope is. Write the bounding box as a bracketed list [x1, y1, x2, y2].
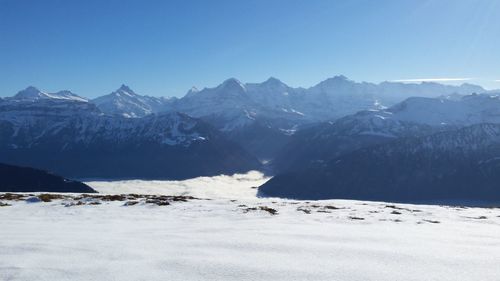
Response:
[1, 172, 500, 281]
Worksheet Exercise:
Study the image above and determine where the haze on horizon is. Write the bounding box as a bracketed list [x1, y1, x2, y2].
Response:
[1, 0, 500, 98]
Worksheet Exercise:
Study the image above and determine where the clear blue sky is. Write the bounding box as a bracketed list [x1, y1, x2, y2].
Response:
[1, 0, 500, 98]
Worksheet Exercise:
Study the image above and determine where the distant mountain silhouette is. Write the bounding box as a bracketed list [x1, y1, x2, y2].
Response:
[260, 124, 500, 203]
[0, 163, 95, 193]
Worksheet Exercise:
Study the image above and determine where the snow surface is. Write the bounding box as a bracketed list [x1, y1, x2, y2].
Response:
[1, 172, 500, 281]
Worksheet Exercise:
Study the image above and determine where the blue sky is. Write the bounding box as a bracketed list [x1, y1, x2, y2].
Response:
[1, 0, 500, 98]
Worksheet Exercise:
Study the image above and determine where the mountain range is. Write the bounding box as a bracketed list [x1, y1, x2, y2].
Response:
[80, 76, 485, 160]
[0, 87, 259, 180]
[3, 75, 500, 202]
[262, 93, 500, 202]
[260, 123, 500, 203]
[272, 93, 500, 172]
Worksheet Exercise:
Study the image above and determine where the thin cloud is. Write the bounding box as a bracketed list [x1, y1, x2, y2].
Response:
[391, 78, 474, 83]
[494, 80, 500, 83]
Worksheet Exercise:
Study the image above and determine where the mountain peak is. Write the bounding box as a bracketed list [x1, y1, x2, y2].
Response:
[23, 86, 41, 92]
[265, 76, 281, 83]
[222, 77, 242, 84]
[220, 78, 246, 91]
[14, 86, 45, 99]
[186, 86, 199, 97]
[458, 83, 485, 93]
[263, 77, 285, 86]
[327, 75, 350, 83]
[113, 84, 138, 97]
[118, 84, 133, 92]
[311, 75, 353, 91]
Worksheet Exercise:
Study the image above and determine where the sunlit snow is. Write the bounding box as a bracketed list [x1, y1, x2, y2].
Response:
[1, 172, 499, 281]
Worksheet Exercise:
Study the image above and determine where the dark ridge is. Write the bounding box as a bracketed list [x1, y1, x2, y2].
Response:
[0, 163, 96, 193]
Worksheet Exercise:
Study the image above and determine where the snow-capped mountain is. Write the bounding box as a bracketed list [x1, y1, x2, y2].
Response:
[10, 86, 88, 102]
[260, 123, 500, 202]
[272, 93, 500, 172]
[173, 78, 255, 126]
[0, 87, 101, 123]
[16, 76, 478, 161]
[317, 93, 500, 139]
[169, 78, 307, 160]
[92, 84, 174, 118]
[0, 88, 260, 179]
[376, 94, 500, 126]
[165, 76, 485, 159]
[1, 77, 490, 168]
[172, 75, 485, 130]
[173, 77, 307, 129]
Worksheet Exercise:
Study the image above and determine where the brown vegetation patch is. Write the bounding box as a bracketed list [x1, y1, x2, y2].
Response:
[37, 194, 66, 202]
[98, 195, 128, 201]
[0, 193, 28, 201]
